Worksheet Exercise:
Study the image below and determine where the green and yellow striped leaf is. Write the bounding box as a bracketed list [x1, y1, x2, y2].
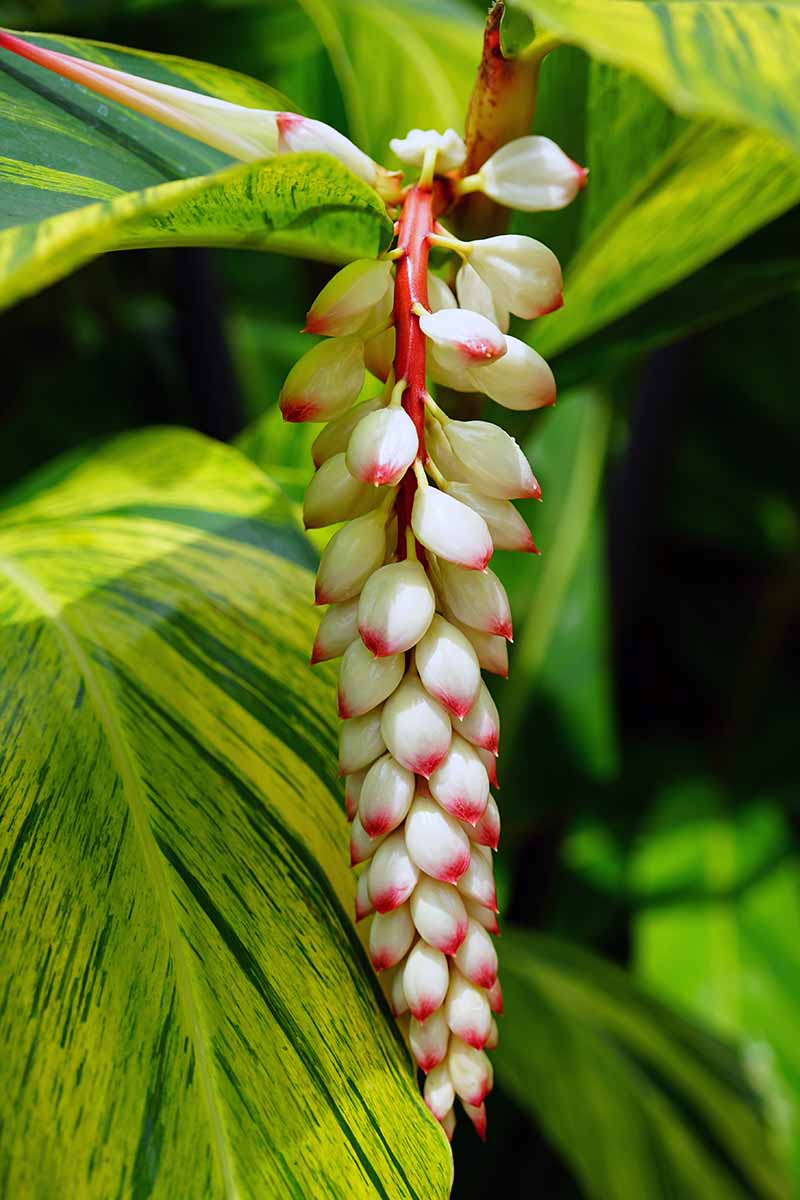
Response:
[0, 32, 393, 310]
[0, 428, 452, 1199]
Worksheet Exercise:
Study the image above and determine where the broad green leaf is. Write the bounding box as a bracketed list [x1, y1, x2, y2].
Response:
[0, 33, 393, 308]
[496, 929, 789, 1200]
[632, 781, 800, 1179]
[0, 428, 452, 1199]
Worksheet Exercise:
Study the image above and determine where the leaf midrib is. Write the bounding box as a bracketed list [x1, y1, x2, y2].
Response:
[0, 550, 240, 1200]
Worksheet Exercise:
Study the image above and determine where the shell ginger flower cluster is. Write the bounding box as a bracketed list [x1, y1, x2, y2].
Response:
[280, 127, 586, 1142]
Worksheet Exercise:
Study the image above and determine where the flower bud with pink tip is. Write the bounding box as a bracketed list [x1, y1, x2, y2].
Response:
[465, 897, 500, 937]
[337, 639, 404, 718]
[461, 794, 501, 851]
[381, 674, 452, 776]
[470, 335, 556, 412]
[368, 829, 420, 912]
[410, 1009, 450, 1072]
[409, 875, 468, 955]
[304, 259, 393, 336]
[455, 261, 509, 332]
[419, 308, 506, 372]
[311, 396, 384, 468]
[477, 747, 499, 790]
[447, 616, 509, 678]
[457, 846, 498, 910]
[463, 1101, 488, 1141]
[447, 1038, 494, 1107]
[357, 560, 435, 657]
[445, 971, 493, 1049]
[436, 561, 513, 640]
[456, 681, 500, 754]
[444, 420, 540, 500]
[303, 453, 387, 529]
[454, 919, 498, 990]
[315, 508, 387, 605]
[369, 903, 415, 970]
[468, 234, 563, 319]
[311, 597, 360, 665]
[355, 870, 374, 922]
[415, 615, 481, 719]
[358, 754, 415, 837]
[446, 482, 537, 554]
[276, 112, 379, 185]
[346, 406, 419, 486]
[349, 814, 385, 867]
[429, 734, 490, 825]
[469, 135, 587, 212]
[338, 709, 386, 775]
[487, 978, 504, 1016]
[411, 485, 493, 571]
[279, 335, 364, 423]
[404, 794, 472, 883]
[344, 769, 364, 821]
[403, 941, 450, 1021]
[424, 1062, 456, 1121]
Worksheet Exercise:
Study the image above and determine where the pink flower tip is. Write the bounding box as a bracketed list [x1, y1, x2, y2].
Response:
[441, 924, 469, 956]
[473, 965, 498, 990]
[439, 851, 472, 884]
[409, 751, 449, 779]
[358, 626, 394, 657]
[416, 1052, 444, 1073]
[470, 1109, 487, 1142]
[313, 585, 330, 606]
[460, 1028, 490, 1051]
[280, 396, 319, 423]
[302, 314, 332, 335]
[571, 160, 589, 189]
[309, 641, 325, 665]
[410, 997, 440, 1022]
[337, 692, 354, 720]
[538, 293, 564, 317]
[489, 617, 513, 641]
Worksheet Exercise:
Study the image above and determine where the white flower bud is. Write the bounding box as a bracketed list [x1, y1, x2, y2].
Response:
[456, 681, 499, 754]
[477, 746, 499, 790]
[457, 846, 498, 911]
[445, 970, 492, 1049]
[468, 234, 563, 319]
[338, 708, 386, 775]
[382, 962, 409, 1016]
[404, 794, 471, 883]
[454, 919, 498, 990]
[409, 1008, 450, 1072]
[354, 869, 374, 921]
[303, 453, 386, 529]
[357, 559, 435, 657]
[445, 419, 540, 500]
[463, 1100, 488, 1140]
[349, 813, 385, 867]
[460, 794, 501, 851]
[337, 638, 404, 718]
[419, 308, 506, 372]
[311, 597, 360, 665]
[363, 326, 395, 382]
[358, 753, 415, 837]
[455, 261, 509, 332]
[464, 896, 500, 936]
[346, 406, 419, 487]
[390, 127, 466, 172]
[446, 614, 509, 678]
[279, 334, 364, 423]
[427, 272, 458, 312]
[415, 615, 481, 719]
[411, 486, 493, 571]
[447, 1037, 493, 1106]
[429, 733, 490, 825]
[403, 940, 450, 1021]
[436, 560, 513, 640]
[304, 259, 393, 337]
[368, 828, 420, 912]
[446, 482, 537, 554]
[410, 875, 468, 955]
[369, 902, 415, 970]
[381, 674, 452, 777]
[487, 978, 504, 1015]
[344, 769, 365, 821]
[315, 508, 387, 605]
[477, 135, 587, 211]
[311, 396, 384, 468]
[423, 1062, 455, 1121]
[470, 335, 556, 411]
[277, 112, 378, 184]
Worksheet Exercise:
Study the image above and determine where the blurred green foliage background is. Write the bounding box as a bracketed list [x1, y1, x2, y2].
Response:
[2, 0, 800, 1195]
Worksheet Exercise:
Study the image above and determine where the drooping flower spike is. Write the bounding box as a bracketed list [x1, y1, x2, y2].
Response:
[0, 28, 586, 1146]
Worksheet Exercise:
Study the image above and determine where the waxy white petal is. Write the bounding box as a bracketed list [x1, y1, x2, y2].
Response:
[403, 941, 450, 1021]
[423, 1062, 456, 1121]
[415, 615, 481, 719]
[455, 261, 509, 332]
[456, 681, 500, 754]
[469, 335, 556, 412]
[409, 1008, 450, 1072]
[390, 127, 466, 172]
[445, 419, 540, 500]
[454, 919, 498, 990]
[344, 769, 365, 821]
[469, 234, 563, 319]
[311, 396, 384, 467]
[277, 112, 378, 184]
[429, 734, 490, 825]
[303, 453, 386, 529]
[478, 135, 587, 211]
[315, 508, 387, 605]
[457, 846, 498, 911]
[427, 272, 458, 312]
[436, 560, 513, 640]
[369, 902, 415, 970]
[354, 869, 374, 921]
[460, 794, 501, 851]
[338, 708, 386, 775]
[404, 794, 471, 883]
[311, 597, 360, 665]
[305, 259, 393, 336]
[349, 814, 385, 867]
[445, 970, 493, 1049]
[446, 482, 537, 553]
[419, 308, 506, 372]
[337, 638, 404, 718]
[279, 335, 364, 423]
[410, 875, 468, 955]
[357, 559, 435, 657]
[381, 674, 452, 777]
[411, 486, 493, 571]
[358, 754, 415, 837]
[368, 829, 420, 912]
[464, 896, 500, 936]
[447, 1038, 493, 1106]
[346, 406, 419, 487]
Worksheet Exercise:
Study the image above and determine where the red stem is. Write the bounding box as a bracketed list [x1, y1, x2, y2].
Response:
[393, 184, 434, 560]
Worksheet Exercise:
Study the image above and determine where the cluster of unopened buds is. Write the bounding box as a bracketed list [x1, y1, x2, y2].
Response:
[280, 127, 585, 1140]
[0, 29, 585, 1145]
